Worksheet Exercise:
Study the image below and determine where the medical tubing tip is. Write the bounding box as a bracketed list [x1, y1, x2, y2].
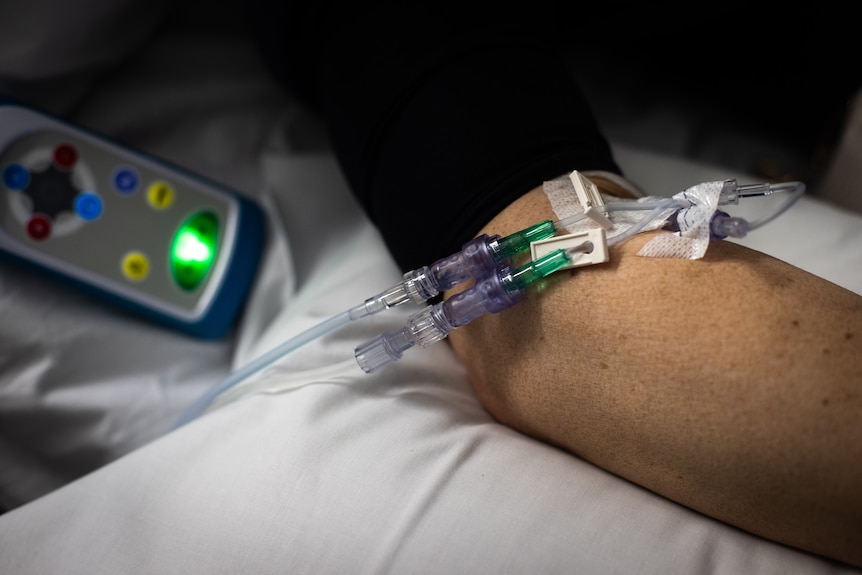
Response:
[710, 210, 750, 240]
[719, 179, 781, 205]
[352, 282, 414, 317]
[717, 179, 805, 231]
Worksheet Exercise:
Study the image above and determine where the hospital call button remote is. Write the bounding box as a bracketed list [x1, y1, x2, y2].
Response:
[0, 97, 266, 338]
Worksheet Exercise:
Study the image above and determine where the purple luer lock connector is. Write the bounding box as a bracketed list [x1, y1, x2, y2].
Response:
[358, 234, 508, 317]
[439, 268, 521, 329]
[355, 267, 523, 374]
[406, 234, 501, 301]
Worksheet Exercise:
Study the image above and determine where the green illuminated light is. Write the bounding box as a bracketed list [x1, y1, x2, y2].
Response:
[170, 211, 219, 291]
[175, 230, 212, 262]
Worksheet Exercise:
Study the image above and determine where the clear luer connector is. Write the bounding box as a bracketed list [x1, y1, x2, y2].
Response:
[357, 220, 558, 315]
[348, 282, 414, 319]
[716, 179, 805, 233]
[401, 235, 500, 303]
[355, 248, 572, 374]
[719, 179, 805, 206]
[401, 220, 558, 304]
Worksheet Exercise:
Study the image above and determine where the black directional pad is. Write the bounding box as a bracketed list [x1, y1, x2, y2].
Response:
[24, 163, 79, 218]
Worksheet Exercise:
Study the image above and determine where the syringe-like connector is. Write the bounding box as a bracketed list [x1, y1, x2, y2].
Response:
[713, 179, 805, 235]
[400, 234, 501, 304]
[492, 219, 558, 260]
[401, 220, 557, 303]
[354, 220, 558, 317]
[347, 281, 415, 320]
[354, 248, 572, 374]
[719, 179, 805, 206]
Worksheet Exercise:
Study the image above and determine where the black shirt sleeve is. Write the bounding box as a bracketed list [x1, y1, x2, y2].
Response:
[247, 2, 621, 272]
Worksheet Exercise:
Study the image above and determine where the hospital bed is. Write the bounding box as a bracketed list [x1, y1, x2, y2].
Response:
[1, 1, 860, 573]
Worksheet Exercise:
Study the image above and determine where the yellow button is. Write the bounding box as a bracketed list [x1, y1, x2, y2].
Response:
[147, 181, 174, 209]
[121, 251, 150, 281]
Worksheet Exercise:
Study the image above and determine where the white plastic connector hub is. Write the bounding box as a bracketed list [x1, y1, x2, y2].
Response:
[570, 170, 614, 230]
[530, 228, 608, 270]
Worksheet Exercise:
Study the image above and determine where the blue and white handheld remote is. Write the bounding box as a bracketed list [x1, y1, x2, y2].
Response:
[0, 96, 266, 339]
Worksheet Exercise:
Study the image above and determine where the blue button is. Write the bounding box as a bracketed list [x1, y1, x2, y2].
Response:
[75, 192, 103, 220]
[2, 163, 30, 190]
[113, 167, 139, 194]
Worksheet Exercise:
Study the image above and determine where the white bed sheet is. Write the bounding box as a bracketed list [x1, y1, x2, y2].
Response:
[1, 2, 861, 573]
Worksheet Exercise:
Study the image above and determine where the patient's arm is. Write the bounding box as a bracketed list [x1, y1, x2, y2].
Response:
[446, 184, 862, 568]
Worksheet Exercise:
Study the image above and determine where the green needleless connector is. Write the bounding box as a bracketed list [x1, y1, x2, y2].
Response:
[508, 248, 571, 292]
[494, 220, 557, 260]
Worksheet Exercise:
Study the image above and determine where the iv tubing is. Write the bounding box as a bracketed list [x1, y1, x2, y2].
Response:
[174, 309, 356, 428]
[607, 199, 679, 246]
[554, 197, 682, 230]
[739, 181, 805, 230]
[553, 180, 805, 245]
[554, 197, 681, 246]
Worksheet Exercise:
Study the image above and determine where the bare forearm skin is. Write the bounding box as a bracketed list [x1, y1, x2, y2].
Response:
[447, 186, 862, 567]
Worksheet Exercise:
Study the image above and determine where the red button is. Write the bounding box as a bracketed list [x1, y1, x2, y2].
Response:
[26, 214, 52, 241]
[53, 144, 78, 170]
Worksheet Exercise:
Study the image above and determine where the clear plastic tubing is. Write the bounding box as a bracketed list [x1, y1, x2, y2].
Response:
[720, 180, 805, 231]
[606, 199, 680, 246]
[173, 309, 357, 428]
[554, 197, 683, 231]
[552, 180, 805, 239]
